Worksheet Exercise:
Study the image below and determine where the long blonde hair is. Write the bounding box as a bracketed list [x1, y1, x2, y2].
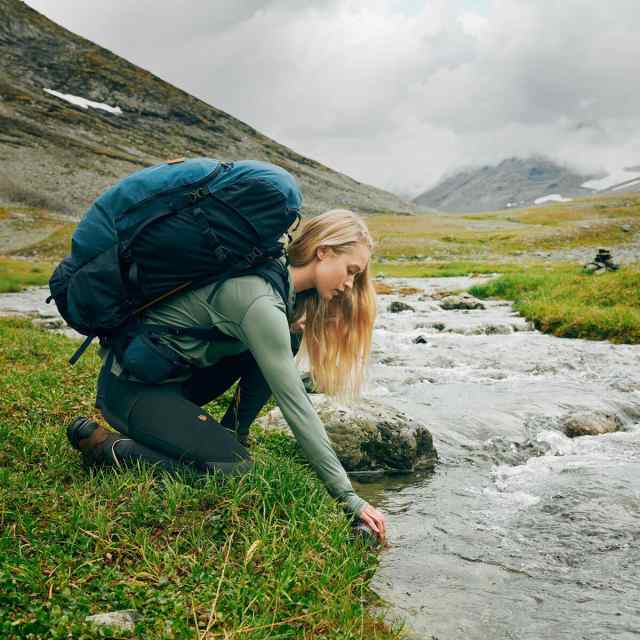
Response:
[287, 209, 376, 398]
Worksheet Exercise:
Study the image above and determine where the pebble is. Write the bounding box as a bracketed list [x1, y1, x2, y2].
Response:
[86, 610, 140, 632]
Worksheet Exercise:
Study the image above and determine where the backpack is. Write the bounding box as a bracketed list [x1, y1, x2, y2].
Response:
[48, 158, 302, 365]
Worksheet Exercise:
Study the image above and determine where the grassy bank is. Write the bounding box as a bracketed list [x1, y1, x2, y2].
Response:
[0, 257, 54, 293]
[371, 260, 533, 278]
[0, 319, 398, 639]
[367, 193, 640, 259]
[469, 265, 640, 343]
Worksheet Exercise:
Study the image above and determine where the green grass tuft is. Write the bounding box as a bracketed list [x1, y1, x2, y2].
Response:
[0, 319, 399, 639]
[371, 260, 538, 278]
[0, 257, 55, 293]
[469, 265, 640, 343]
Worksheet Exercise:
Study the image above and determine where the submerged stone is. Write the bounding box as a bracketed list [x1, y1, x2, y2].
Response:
[388, 300, 415, 313]
[561, 411, 622, 438]
[440, 294, 486, 310]
[257, 395, 437, 474]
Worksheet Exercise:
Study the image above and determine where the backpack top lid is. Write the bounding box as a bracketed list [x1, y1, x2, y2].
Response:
[93, 158, 303, 219]
[94, 158, 222, 218]
[71, 159, 303, 265]
[209, 160, 303, 213]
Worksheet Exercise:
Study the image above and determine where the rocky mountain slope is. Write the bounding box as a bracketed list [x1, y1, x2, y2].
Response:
[0, 0, 413, 217]
[413, 157, 597, 213]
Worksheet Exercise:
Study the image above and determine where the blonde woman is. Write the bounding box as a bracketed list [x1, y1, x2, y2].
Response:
[67, 209, 386, 541]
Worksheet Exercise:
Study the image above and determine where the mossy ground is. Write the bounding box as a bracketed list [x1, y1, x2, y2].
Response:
[0, 318, 399, 639]
[370, 260, 535, 278]
[367, 193, 640, 259]
[469, 264, 640, 344]
[0, 257, 54, 293]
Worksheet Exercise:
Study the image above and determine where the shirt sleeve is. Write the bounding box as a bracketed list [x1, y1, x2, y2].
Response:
[228, 294, 367, 516]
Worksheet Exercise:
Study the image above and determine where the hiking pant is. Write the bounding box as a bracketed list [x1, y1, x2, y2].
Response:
[95, 348, 273, 476]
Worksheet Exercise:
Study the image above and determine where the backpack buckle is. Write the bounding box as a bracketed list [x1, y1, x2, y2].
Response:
[189, 187, 208, 204]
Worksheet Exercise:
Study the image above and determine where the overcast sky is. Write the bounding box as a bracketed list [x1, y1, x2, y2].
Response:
[25, 0, 640, 196]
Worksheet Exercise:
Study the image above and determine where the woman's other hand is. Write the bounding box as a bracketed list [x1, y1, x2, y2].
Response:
[359, 504, 386, 543]
[290, 313, 306, 334]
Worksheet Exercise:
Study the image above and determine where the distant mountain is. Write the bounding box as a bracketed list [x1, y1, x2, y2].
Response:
[0, 0, 413, 216]
[413, 158, 594, 212]
[413, 157, 640, 213]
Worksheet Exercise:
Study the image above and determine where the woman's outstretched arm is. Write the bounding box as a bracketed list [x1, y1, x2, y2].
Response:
[236, 295, 368, 516]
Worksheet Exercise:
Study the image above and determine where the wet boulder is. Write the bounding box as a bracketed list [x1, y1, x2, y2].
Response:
[561, 411, 622, 438]
[387, 300, 415, 313]
[439, 294, 485, 310]
[257, 395, 437, 476]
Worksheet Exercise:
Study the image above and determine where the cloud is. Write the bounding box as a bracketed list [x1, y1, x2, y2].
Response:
[25, 0, 640, 195]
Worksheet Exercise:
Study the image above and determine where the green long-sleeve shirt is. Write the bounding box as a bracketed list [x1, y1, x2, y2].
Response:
[108, 261, 367, 516]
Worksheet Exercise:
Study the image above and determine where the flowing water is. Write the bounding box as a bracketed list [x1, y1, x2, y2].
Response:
[357, 277, 640, 639]
[3, 282, 640, 638]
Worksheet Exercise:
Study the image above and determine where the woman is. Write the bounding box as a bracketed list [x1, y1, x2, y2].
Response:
[67, 209, 386, 541]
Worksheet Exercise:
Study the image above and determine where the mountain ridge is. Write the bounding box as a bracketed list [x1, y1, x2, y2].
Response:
[414, 157, 640, 213]
[0, 0, 414, 216]
[413, 157, 595, 213]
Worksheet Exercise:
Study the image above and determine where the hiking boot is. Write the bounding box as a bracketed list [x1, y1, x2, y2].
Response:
[66, 416, 124, 468]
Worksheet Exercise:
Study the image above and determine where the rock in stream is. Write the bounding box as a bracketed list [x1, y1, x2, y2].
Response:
[257, 394, 437, 477]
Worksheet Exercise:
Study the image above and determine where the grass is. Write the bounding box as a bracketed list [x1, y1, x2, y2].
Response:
[10, 223, 76, 260]
[370, 260, 533, 278]
[0, 257, 55, 293]
[469, 265, 640, 343]
[366, 193, 640, 258]
[0, 319, 399, 639]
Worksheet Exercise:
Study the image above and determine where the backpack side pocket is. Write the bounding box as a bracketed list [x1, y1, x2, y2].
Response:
[121, 334, 188, 384]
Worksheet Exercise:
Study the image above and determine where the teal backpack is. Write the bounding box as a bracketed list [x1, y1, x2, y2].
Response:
[48, 158, 302, 366]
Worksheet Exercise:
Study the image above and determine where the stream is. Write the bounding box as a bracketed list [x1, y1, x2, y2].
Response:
[2, 280, 640, 639]
[358, 277, 640, 639]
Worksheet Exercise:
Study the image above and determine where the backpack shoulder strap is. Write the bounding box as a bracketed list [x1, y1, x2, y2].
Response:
[206, 258, 291, 312]
[106, 258, 292, 356]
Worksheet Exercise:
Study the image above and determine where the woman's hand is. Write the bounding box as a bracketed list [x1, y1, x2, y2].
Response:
[290, 313, 306, 334]
[359, 504, 386, 543]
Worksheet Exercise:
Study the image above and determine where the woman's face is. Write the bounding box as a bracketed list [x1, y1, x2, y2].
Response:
[314, 242, 370, 301]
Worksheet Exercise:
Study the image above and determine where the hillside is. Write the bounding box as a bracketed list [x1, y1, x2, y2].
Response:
[0, 0, 414, 217]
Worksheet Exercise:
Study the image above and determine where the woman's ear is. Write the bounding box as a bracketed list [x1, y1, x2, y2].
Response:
[316, 245, 330, 261]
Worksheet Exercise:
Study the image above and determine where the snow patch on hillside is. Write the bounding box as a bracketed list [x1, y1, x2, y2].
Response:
[534, 194, 573, 205]
[582, 169, 640, 191]
[44, 89, 122, 115]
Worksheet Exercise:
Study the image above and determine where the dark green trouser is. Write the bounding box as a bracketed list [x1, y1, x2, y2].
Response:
[95, 348, 272, 475]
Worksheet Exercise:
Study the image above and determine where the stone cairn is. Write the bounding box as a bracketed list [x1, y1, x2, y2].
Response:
[583, 248, 619, 274]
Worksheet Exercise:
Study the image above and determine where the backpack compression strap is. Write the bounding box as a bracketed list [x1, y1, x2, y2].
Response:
[127, 258, 293, 344]
[69, 257, 294, 365]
